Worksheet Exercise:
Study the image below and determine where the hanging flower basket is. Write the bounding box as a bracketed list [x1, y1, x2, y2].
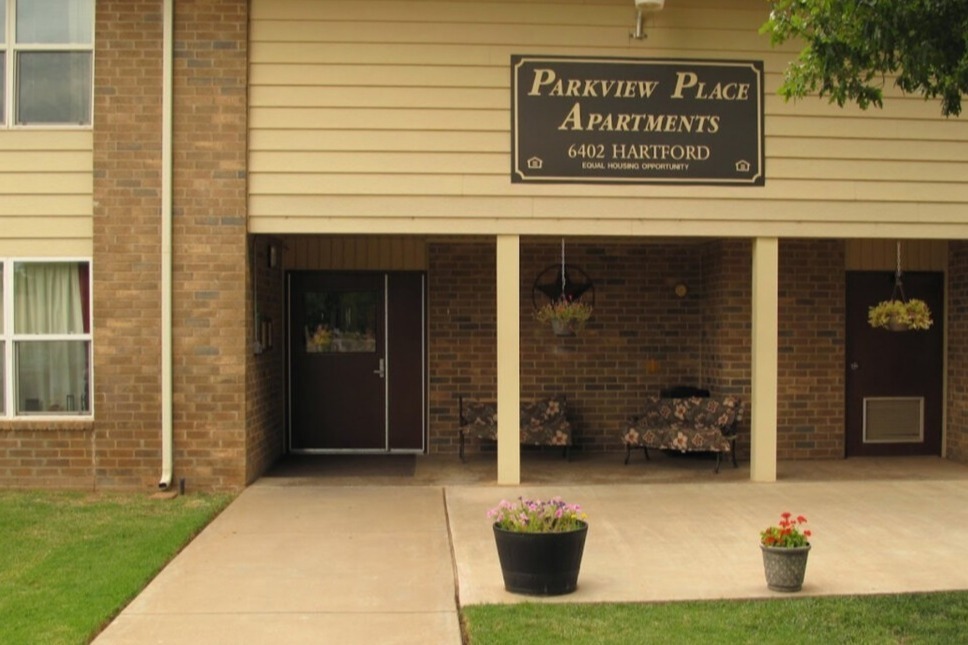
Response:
[867, 298, 932, 332]
[534, 296, 592, 336]
[550, 318, 579, 337]
[869, 242, 933, 332]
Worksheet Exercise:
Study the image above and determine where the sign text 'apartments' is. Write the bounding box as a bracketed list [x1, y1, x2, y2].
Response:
[512, 55, 765, 185]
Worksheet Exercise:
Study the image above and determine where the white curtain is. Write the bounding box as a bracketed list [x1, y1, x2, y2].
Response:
[14, 263, 87, 413]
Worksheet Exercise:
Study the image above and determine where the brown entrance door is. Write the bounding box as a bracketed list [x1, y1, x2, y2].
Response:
[845, 271, 943, 456]
[385, 273, 425, 450]
[288, 271, 426, 452]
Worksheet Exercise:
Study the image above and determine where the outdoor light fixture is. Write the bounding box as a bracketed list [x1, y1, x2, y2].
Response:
[631, 0, 665, 40]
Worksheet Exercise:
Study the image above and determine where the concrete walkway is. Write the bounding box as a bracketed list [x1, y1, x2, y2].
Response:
[94, 456, 968, 644]
[95, 485, 460, 644]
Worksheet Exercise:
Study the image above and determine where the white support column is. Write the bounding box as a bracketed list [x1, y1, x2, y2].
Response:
[751, 237, 779, 482]
[496, 235, 521, 485]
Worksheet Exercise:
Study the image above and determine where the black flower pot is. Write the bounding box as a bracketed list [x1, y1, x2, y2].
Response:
[492, 522, 588, 596]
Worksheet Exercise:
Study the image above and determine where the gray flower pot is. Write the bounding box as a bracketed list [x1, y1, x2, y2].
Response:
[761, 544, 810, 592]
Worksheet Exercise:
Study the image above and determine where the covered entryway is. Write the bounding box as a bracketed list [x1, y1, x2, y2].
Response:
[288, 271, 426, 453]
[845, 271, 944, 456]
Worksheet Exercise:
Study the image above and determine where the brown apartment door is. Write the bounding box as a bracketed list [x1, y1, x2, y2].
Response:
[288, 272, 426, 452]
[845, 272, 943, 456]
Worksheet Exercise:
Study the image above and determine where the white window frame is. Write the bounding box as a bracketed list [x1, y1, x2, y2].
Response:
[0, 0, 95, 128]
[0, 257, 94, 419]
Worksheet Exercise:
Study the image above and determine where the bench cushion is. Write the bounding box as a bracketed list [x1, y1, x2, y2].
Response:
[521, 397, 571, 446]
[461, 396, 571, 446]
[624, 395, 741, 453]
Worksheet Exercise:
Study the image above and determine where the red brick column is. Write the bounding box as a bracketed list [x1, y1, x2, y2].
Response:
[171, 0, 248, 490]
[428, 240, 497, 454]
[93, 0, 248, 490]
[778, 240, 846, 459]
[93, 1, 166, 489]
[948, 241, 968, 464]
[701, 240, 753, 454]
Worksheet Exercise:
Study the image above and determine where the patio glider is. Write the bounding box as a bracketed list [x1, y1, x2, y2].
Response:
[458, 394, 572, 461]
[622, 395, 744, 473]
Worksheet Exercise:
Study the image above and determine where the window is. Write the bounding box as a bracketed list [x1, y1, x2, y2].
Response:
[0, 0, 94, 126]
[303, 290, 378, 353]
[1, 259, 92, 416]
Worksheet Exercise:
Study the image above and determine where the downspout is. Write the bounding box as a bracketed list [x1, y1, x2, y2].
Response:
[159, 0, 174, 489]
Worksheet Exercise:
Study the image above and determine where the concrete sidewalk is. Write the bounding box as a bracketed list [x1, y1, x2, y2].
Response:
[94, 457, 968, 644]
[95, 486, 462, 644]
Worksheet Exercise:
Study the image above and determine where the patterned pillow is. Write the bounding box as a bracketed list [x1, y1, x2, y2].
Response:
[462, 400, 496, 428]
[522, 396, 565, 425]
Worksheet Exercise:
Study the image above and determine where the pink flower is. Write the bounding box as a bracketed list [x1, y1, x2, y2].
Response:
[487, 497, 587, 533]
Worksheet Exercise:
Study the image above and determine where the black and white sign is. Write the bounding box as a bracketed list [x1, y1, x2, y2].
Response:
[512, 55, 764, 185]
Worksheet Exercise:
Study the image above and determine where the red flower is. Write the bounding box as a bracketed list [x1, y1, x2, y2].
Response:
[760, 512, 812, 548]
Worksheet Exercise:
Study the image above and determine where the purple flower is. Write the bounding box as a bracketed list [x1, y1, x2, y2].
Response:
[487, 496, 588, 533]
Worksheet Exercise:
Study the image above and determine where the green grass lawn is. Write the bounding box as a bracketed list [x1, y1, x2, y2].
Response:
[0, 490, 233, 645]
[462, 593, 968, 644]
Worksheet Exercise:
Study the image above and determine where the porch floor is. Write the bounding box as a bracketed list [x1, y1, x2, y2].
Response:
[261, 450, 968, 486]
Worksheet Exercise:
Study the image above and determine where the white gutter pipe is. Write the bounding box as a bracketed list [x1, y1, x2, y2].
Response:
[159, 0, 174, 489]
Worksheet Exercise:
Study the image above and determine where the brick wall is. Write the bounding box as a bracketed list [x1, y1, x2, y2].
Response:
[92, 0, 166, 489]
[428, 240, 496, 454]
[520, 241, 704, 452]
[246, 238, 286, 483]
[430, 238, 851, 462]
[0, 424, 95, 489]
[777, 240, 845, 459]
[91, 0, 249, 491]
[429, 239, 705, 455]
[170, 0, 248, 490]
[948, 242, 968, 464]
[698, 239, 848, 461]
[700, 240, 752, 454]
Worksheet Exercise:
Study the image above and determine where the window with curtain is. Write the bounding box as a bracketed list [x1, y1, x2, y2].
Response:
[0, 7, 5, 123]
[1, 260, 91, 416]
[2, 0, 94, 126]
[0, 263, 4, 414]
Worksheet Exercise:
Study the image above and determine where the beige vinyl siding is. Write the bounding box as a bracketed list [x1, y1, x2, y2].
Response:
[248, 0, 968, 239]
[0, 130, 93, 256]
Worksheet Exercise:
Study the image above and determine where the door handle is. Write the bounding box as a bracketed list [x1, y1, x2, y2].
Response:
[374, 358, 385, 379]
[850, 362, 859, 371]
